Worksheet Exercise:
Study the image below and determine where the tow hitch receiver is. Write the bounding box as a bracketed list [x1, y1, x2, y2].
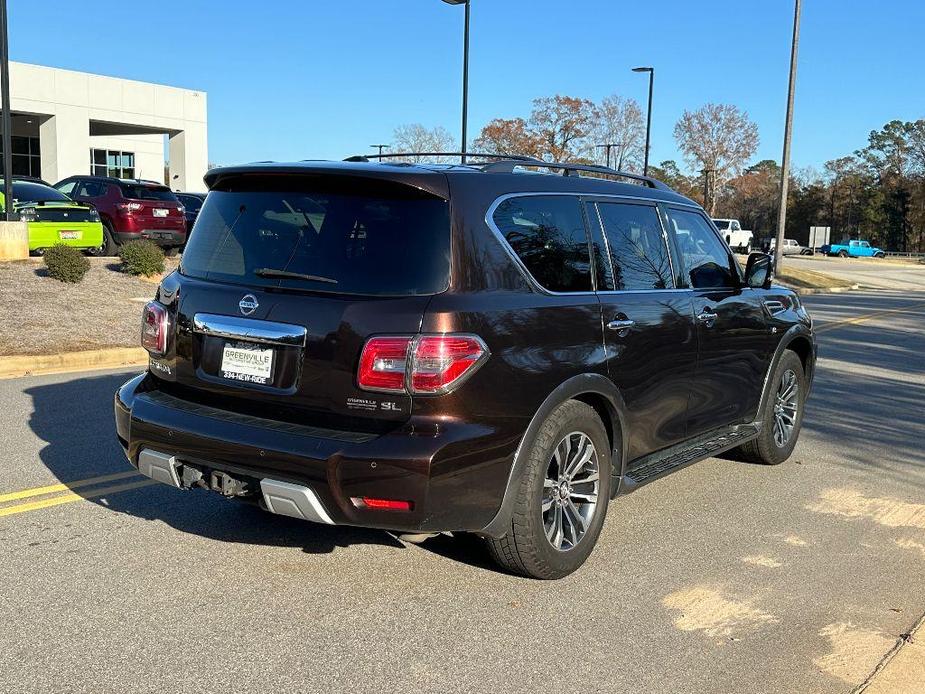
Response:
[209, 470, 249, 497]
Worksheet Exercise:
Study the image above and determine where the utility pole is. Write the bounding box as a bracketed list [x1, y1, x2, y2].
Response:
[0, 0, 12, 221]
[370, 144, 390, 160]
[701, 168, 716, 214]
[595, 143, 622, 169]
[774, 0, 801, 274]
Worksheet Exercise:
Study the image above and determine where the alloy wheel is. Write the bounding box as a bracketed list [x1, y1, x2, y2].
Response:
[543, 431, 600, 552]
[773, 369, 799, 447]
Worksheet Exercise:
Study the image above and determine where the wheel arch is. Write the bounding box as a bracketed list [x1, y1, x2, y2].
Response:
[757, 324, 817, 418]
[479, 373, 628, 538]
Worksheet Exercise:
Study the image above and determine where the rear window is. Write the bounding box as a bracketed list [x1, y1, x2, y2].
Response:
[10, 181, 70, 203]
[181, 185, 450, 296]
[119, 184, 178, 201]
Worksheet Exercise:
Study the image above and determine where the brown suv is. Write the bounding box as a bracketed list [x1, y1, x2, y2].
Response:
[114, 154, 816, 579]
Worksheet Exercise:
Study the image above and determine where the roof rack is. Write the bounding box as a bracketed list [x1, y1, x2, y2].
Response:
[344, 152, 670, 190]
[344, 152, 539, 164]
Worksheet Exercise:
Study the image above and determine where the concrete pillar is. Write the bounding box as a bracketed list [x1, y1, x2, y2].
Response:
[168, 121, 208, 192]
[39, 108, 90, 184]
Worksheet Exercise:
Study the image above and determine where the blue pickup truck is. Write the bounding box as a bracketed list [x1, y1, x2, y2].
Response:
[820, 239, 886, 258]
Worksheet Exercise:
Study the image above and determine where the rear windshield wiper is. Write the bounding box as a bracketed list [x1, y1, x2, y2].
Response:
[254, 268, 338, 284]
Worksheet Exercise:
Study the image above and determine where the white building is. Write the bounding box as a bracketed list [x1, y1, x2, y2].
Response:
[7, 62, 208, 191]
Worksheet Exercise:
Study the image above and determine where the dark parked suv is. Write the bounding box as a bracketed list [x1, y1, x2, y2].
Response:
[54, 176, 186, 256]
[114, 155, 816, 579]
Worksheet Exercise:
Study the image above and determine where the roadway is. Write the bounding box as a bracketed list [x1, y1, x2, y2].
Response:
[1, 289, 924, 693]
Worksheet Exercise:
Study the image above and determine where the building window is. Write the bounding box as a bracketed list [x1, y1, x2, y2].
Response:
[0, 136, 41, 178]
[90, 149, 135, 179]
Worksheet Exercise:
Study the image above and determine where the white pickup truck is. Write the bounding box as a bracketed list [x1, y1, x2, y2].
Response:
[711, 218, 753, 254]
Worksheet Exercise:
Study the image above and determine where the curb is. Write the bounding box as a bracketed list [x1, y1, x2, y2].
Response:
[0, 347, 147, 379]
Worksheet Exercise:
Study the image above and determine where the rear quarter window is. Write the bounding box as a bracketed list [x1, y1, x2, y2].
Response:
[491, 195, 592, 292]
[180, 184, 451, 296]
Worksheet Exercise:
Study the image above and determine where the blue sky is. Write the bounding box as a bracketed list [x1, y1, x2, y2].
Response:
[11, 0, 925, 173]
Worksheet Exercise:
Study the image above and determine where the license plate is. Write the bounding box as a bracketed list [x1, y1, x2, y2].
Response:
[153, 208, 169, 217]
[59, 230, 81, 239]
[221, 343, 274, 384]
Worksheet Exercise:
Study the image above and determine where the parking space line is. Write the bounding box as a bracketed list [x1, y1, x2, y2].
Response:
[0, 470, 143, 504]
[815, 301, 925, 334]
[0, 479, 157, 518]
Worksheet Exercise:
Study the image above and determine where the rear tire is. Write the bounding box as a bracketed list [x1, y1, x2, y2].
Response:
[737, 350, 806, 465]
[88, 223, 118, 257]
[164, 246, 179, 258]
[838, 249, 849, 258]
[485, 400, 612, 579]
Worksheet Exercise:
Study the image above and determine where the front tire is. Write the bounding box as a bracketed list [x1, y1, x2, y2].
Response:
[485, 400, 612, 579]
[737, 350, 806, 465]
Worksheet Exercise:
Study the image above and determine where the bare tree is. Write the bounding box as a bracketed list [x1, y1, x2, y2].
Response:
[673, 104, 759, 213]
[390, 124, 457, 162]
[592, 95, 645, 171]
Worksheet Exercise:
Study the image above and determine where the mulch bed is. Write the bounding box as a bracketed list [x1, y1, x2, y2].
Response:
[0, 257, 178, 356]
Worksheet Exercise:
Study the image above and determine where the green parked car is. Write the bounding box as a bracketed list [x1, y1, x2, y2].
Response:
[0, 179, 104, 254]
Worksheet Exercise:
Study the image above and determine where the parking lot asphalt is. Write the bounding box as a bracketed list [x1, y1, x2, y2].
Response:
[1, 289, 924, 693]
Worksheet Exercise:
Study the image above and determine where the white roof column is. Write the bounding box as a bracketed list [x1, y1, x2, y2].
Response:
[39, 109, 90, 184]
[168, 120, 208, 192]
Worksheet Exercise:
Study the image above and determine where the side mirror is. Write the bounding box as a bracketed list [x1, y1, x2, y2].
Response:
[744, 252, 773, 289]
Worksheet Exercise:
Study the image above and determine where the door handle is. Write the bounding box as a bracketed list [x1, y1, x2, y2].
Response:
[606, 319, 635, 336]
[697, 310, 718, 327]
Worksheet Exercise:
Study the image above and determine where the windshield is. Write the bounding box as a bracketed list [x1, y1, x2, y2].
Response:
[181, 187, 450, 296]
[712, 219, 730, 230]
[8, 181, 70, 203]
[119, 184, 178, 202]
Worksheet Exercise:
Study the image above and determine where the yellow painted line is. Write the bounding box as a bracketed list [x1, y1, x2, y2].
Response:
[0, 470, 143, 504]
[0, 479, 157, 518]
[815, 301, 925, 334]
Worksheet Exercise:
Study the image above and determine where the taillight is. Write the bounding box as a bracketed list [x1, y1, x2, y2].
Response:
[357, 334, 488, 395]
[357, 336, 411, 393]
[116, 202, 143, 213]
[141, 301, 168, 355]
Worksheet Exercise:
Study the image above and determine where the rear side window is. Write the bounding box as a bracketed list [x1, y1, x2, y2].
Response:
[492, 195, 592, 292]
[181, 185, 450, 296]
[596, 202, 673, 290]
[119, 184, 177, 201]
[666, 208, 737, 289]
[75, 180, 103, 197]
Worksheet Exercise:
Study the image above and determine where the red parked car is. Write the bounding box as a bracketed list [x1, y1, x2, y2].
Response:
[54, 176, 186, 256]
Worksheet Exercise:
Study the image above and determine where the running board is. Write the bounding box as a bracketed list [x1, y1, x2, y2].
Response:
[619, 424, 760, 493]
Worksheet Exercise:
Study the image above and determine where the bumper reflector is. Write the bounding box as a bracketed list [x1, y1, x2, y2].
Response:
[352, 497, 413, 511]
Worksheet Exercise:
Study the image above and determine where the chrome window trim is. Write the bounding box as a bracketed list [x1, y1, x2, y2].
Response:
[485, 191, 698, 296]
[193, 313, 308, 347]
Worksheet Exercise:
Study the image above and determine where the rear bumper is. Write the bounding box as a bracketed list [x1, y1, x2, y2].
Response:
[27, 221, 104, 250]
[113, 229, 186, 247]
[114, 373, 520, 533]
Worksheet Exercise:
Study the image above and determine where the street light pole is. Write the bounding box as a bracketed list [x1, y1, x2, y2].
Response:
[0, 0, 12, 221]
[633, 67, 654, 176]
[774, 0, 801, 274]
[442, 0, 470, 164]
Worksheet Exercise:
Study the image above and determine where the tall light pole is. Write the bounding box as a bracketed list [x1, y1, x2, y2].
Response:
[632, 66, 654, 176]
[370, 144, 390, 160]
[442, 0, 470, 164]
[774, 0, 801, 274]
[0, 0, 12, 221]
